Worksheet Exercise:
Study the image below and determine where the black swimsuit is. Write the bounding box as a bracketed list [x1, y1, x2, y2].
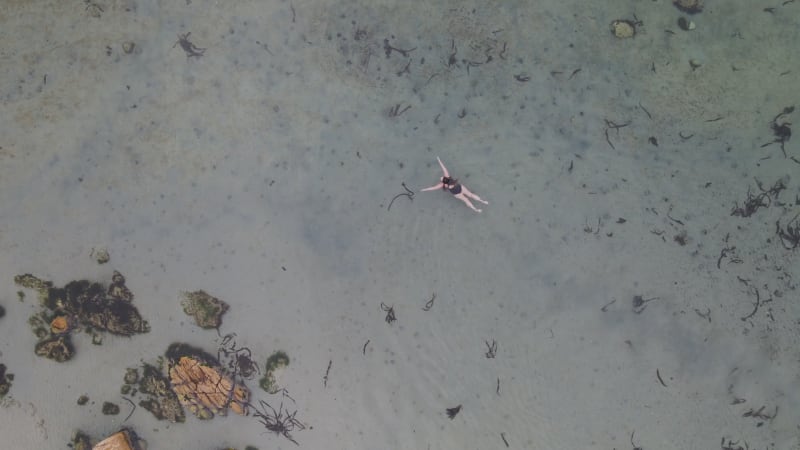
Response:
[448, 184, 462, 195]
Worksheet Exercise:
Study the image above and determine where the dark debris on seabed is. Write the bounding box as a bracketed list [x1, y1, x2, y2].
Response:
[15, 271, 149, 362]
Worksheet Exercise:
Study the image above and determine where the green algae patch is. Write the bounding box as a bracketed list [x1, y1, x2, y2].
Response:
[180, 290, 229, 329]
[69, 430, 93, 450]
[14, 274, 51, 302]
[259, 350, 290, 394]
[132, 361, 185, 423]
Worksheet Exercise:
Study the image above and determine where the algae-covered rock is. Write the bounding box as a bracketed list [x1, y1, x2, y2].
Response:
[15, 272, 148, 336]
[15, 272, 150, 362]
[14, 274, 51, 300]
[124, 368, 139, 385]
[136, 362, 185, 423]
[166, 343, 249, 418]
[107, 271, 133, 302]
[34, 334, 74, 362]
[120, 368, 139, 395]
[102, 401, 120, 415]
[70, 430, 93, 450]
[91, 247, 110, 265]
[0, 364, 13, 397]
[259, 351, 290, 394]
[28, 311, 51, 339]
[180, 290, 229, 329]
[82, 297, 148, 336]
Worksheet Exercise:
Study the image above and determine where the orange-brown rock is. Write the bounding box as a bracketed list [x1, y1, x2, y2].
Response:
[168, 356, 249, 418]
[50, 316, 71, 334]
[92, 429, 138, 450]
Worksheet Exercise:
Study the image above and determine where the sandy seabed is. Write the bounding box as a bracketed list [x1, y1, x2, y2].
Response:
[1, 0, 798, 449]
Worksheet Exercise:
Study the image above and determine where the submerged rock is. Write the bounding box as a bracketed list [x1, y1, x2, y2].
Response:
[180, 290, 229, 329]
[0, 364, 13, 397]
[82, 297, 148, 336]
[166, 343, 249, 419]
[34, 334, 74, 362]
[70, 428, 143, 450]
[16, 272, 148, 336]
[15, 272, 149, 362]
[93, 428, 141, 450]
[69, 430, 93, 450]
[136, 362, 185, 423]
[107, 271, 133, 302]
[123, 368, 139, 385]
[50, 315, 74, 335]
[91, 247, 111, 265]
[259, 350, 290, 394]
[102, 401, 120, 415]
[14, 274, 51, 299]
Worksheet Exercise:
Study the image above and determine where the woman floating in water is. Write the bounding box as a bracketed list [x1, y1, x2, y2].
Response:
[421, 157, 488, 213]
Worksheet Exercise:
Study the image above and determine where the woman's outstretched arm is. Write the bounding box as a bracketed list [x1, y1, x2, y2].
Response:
[436, 156, 450, 177]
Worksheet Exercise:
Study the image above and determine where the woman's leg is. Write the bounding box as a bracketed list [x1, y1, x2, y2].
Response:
[455, 194, 482, 212]
[462, 186, 488, 205]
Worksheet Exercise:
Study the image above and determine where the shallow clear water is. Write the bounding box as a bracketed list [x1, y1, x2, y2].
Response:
[1, 0, 798, 449]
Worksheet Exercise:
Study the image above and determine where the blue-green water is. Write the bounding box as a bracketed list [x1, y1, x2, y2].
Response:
[0, 0, 797, 448]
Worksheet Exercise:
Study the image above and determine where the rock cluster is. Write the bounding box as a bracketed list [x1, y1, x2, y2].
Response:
[15, 272, 149, 362]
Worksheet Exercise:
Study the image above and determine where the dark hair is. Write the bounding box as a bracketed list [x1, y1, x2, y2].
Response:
[442, 176, 458, 188]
